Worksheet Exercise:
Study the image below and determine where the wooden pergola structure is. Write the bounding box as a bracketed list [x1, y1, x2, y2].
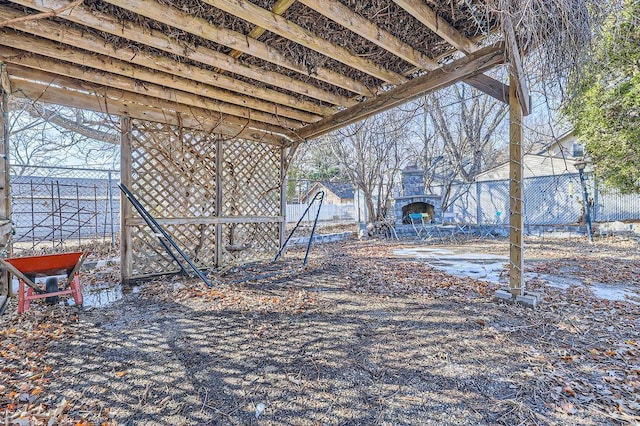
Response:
[0, 0, 530, 295]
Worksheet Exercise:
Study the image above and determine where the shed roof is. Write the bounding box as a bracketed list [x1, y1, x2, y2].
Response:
[0, 0, 518, 145]
[475, 154, 577, 181]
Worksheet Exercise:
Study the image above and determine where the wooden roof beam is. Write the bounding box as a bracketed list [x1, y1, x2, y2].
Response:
[0, 33, 311, 129]
[504, 17, 531, 115]
[300, 0, 508, 104]
[393, 0, 477, 54]
[228, 0, 296, 60]
[0, 47, 302, 133]
[298, 0, 439, 71]
[3, 64, 296, 140]
[101, 0, 373, 97]
[8, 77, 285, 144]
[200, 0, 407, 85]
[0, 6, 333, 119]
[9, 66, 292, 140]
[392, 0, 509, 104]
[9, 0, 353, 109]
[298, 44, 505, 140]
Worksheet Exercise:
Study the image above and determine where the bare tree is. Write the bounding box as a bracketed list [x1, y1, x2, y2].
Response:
[416, 83, 509, 209]
[323, 109, 414, 223]
[7, 98, 119, 176]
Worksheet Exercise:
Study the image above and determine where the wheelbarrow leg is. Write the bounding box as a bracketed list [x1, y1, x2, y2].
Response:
[70, 273, 83, 306]
[18, 279, 25, 314]
[18, 282, 33, 314]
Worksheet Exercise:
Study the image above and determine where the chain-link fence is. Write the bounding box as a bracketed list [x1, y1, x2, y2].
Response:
[448, 172, 640, 225]
[10, 165, 119, 252]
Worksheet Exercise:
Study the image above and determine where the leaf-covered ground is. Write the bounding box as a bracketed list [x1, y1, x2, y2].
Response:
[1, 237, 639, 425]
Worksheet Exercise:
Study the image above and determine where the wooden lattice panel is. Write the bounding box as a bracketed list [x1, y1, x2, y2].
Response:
[130, 224, 217, 276]
[129, 119, 218, 276]
[125, 119, 283, 279]
[220, 222, 280, 265]
[222, 140, 281, 217]
[131, 120, 217, 217]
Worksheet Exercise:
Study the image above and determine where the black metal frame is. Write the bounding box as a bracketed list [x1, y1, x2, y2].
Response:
[274, 190, 324, 266]
[118, 183, 213, 287]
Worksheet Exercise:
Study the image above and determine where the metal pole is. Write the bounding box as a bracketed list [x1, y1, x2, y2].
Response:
[30, 180, 35, 250]
[94, 184, 98, 240]
[578, 169, 594, 243]
[108, 171, 115, 247]
[76, 182, 81, 246]
[50, 182, 56, 249]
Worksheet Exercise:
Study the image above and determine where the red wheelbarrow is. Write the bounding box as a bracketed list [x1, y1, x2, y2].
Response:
[1, 252, 89, 313]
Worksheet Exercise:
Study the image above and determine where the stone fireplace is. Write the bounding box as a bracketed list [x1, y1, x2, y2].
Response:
[394, 166, 442, 225]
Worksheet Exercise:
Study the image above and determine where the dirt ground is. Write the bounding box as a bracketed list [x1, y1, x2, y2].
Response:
[1, 236, 639, 425]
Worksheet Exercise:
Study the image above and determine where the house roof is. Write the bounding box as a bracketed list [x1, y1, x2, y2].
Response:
[536, 130, 577, 156]
[0, 0, 524, 145]
[322, 181, 354, 200]
[301, 181, 354, 202]
[476, 154, 578, 181]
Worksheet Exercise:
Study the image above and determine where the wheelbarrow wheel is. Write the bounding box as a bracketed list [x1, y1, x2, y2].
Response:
[45, 277, 59, 304]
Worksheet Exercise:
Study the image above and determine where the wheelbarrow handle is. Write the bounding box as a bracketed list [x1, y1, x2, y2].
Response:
[66, 251, 89, 285]
[0, 258, 45, 294]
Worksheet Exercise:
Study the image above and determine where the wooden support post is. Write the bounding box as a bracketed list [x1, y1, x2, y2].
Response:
[509, 75, 524, 296]
[0, 65, 12, 299]
[279, 146, 286, 249]
[120, 115, 133, 283]
[214, 138, 223, 267]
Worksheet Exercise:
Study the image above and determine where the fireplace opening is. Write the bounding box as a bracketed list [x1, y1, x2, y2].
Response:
[401, 202, 435, 224]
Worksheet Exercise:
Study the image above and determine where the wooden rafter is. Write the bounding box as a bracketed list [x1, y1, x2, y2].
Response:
[199, 0, 407, 85]
[0, 6, 334, 119]
[9, 76, 284, 144]
[504, 17, 531, 115]
[393, 0, 477, 54]
[6, 63, 294, 139]
[11, 65, 291, 140]
[100, 0, 373, 97]
[392, 0, 509, 104]
[0, 33, 323, 126]
[301, 0, 508, 104]
[9, 0, 354, 109]
[297, 44, 505, 140]
[0, 47, 305, 131]
[299, 0, 438, 70]
[227, 0, 296, 60]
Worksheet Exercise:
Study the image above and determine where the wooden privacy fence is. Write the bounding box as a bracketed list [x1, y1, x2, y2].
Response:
[120, 118, 284, 281]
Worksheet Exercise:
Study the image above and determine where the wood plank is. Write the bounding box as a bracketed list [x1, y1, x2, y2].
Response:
[392, 0, 509, 104]
[9, 78, 286, 144]
[120, 115, 133, 283]
[0, 6, 334, 118]
[0, 63, 10, 94]
[125, 216, 284, 226]
[9, 69, 283, 139]
[298, 44, 505, 139]
[200, 0, 407, 85]
[0, 31, 319, 125]
[393, 0, 476, 54]
[4, 60, 297, 138]
[464, 74, 509, 105]
[101, 0, 373, 97]
[228, 0, 296, 60]
[279, 146, 286, 248]
[504, 18, 531, 115]
[10, 0, 353, 108]
[299, 0, 438, 71]
[509, 75, 524, 296]
[215, 138, 223, 267]
[0, 81, 11, 297]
